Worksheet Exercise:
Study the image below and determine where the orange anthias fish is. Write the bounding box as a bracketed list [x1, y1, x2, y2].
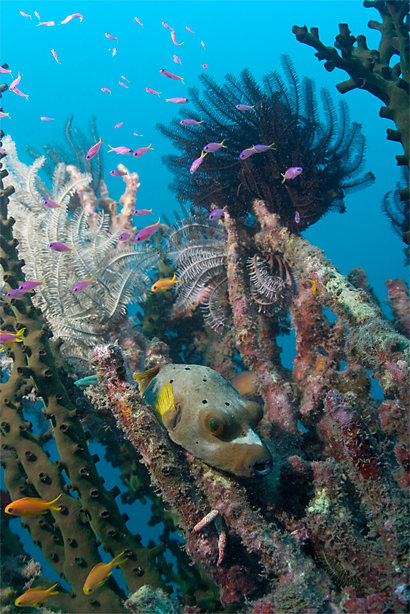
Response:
[15, 583, 59, 607]
[308, 279, 321, 296]
[151, 273, 181, 292]
[83, 551, 128, 594]
[5, 494, 62, 516]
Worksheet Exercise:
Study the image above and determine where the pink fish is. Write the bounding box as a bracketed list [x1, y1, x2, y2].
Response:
[294, 211, 301, 223]
[51, 49, 60, 64]
[119, 81, 129, 89]
[209, 208, 225, 221]
[114, 122, 123, 129]
[180, 119, 203, 126]
[0, 112, 10, 119]
[162, 22, 173, 31]
[145, 87, 161, 96]
[9, 73, 21, 92]
[101, 87, 111, 93]
[47, 242, 76, 252]
[202, 64, 208, 69]
[0, 67, 12, 75]
[133, 144, 153, 159]
[42, 199, 60, 208]
[41, 117, 54, 121]
[121, 75, 130, 83]
[186, 26, 194, 33]
[165, 97, 189, 104]
[112, 48, 117, 57]
[203, 140, 226, 153]
[133, 133, 143, 137]
[0, 147, 7, 154]
[20, 11, 31, 18]
[133, 209, 152, 216]
[190, 151, 207, 174]
[108, 145, 133, 155]
[18, 279, 45, 291]
[72, 276, 95, 293]
[118, 232, 131, 241]
[12, 87, 29, 100]
[110, 169, 127, 176]
[281, 166, 303, 182]
[170, 30, 183, 46]
[201, 41, 206, 49]
[0, 329, 25, 343]
[239, 146, 257, 160]
[254, 143, 275, 153]
[159, 69, 185, 84]
[37, 21, 55, 26]
[61, 13, 83, 24]
[173, 55, 182, 65]
[105, 32, 117, 40]
[134, 17, 143, 27]
[86, 138, 103, 160]
[34, 11, 40, 19]
[5, 288, 30, 298]
[134, 218, 161, 243]
[236, 104, 254, 111]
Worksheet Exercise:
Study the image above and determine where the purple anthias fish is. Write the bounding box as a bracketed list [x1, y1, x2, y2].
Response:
[18, 279, 45, 291]
[294, 211, 301, 223]
[61, 13, 83, 24]
[86, 138, 103, 160]
[119, 81, 129, 89]
[173, 55, 182, 65]
[209, 209, 225, 221]
[42, 199, 61, 208]
[236, 104, 254, 111]
[190, 151, 207, 174]
[108, 145, 133, 155]
[114, 122, 123, 129]
[105, 32, 117, 40]
[0, 330, 24, 343]
[146, 87, 161, 96]
[133, 209, 152, 216]
[133, 144, 153, 158]
[281, 166, 303, 182]
[72, 276, 95, 293]
[134, 218, 161, 243]
[9, 74, 21, 92]
[239, 146, 257, 160]
[202, 64, 208, 69]
[48, 242, 76, 252]
[203, 139, 226, 153]
[165, 97, 189, 104]
[159, 69, 185, 84]
[118, 232, 131, 241]
[254, 143, 275, 153]
[110, 169, 128, 177]
[101, 88, 111, 93]
[5, 288, 30, 298]
[41, 117, 54, 121]
[0, 67, 12, 74]
[37, 21, 55, 26]
[12, 87, 29, 100]
[180, 119, 203, 126]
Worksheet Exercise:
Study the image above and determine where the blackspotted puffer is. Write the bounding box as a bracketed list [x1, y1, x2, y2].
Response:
[133, 363, 272, 478]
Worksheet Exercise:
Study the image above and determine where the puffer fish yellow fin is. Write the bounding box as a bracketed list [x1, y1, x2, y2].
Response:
[155, 381, 176, 418]
[133, 365, 161, 395]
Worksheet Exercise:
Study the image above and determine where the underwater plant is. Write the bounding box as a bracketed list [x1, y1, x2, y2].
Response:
[158, 55, 374, 233]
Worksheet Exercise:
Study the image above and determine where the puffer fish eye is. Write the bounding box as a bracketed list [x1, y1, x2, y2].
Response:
[208, 419, 219, 431]
[205, 415, 224, 437]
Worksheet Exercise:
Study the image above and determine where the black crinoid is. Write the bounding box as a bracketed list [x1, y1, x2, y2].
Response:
[382, 167, 409, 262]
[158, 55, 374, 233]
[166, 217, 297, 333]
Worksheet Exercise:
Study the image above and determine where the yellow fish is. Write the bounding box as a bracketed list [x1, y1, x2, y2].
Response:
[151, 273, 181, 292]
[15, 583, 59, 607]
[5, 494, 62, 516]
[308, 279, 321, 295]
[83, 551, 128, 594]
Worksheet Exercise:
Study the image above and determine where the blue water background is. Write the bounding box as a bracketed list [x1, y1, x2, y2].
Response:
[0, 0, 407, 596]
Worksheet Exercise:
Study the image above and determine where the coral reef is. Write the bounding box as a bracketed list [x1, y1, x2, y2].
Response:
[1, 19, 409, 614]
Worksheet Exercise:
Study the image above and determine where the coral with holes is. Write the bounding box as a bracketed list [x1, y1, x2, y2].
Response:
[158, 55, 374, 233]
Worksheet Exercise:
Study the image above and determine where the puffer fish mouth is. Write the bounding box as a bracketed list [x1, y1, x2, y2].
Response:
[253, 459, 273, 477]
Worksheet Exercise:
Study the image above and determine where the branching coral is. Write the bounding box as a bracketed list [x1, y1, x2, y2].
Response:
[158, 55, 374, 233]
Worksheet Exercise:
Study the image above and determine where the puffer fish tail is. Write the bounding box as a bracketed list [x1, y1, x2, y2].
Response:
[133, 365, 161, 394]
[155, 382, 176, 418]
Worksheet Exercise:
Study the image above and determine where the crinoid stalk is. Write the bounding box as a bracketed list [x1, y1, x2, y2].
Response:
[158, 55, 374, 233]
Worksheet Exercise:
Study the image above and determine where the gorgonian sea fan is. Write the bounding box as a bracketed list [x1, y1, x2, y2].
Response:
[158, 55, 375, 232]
